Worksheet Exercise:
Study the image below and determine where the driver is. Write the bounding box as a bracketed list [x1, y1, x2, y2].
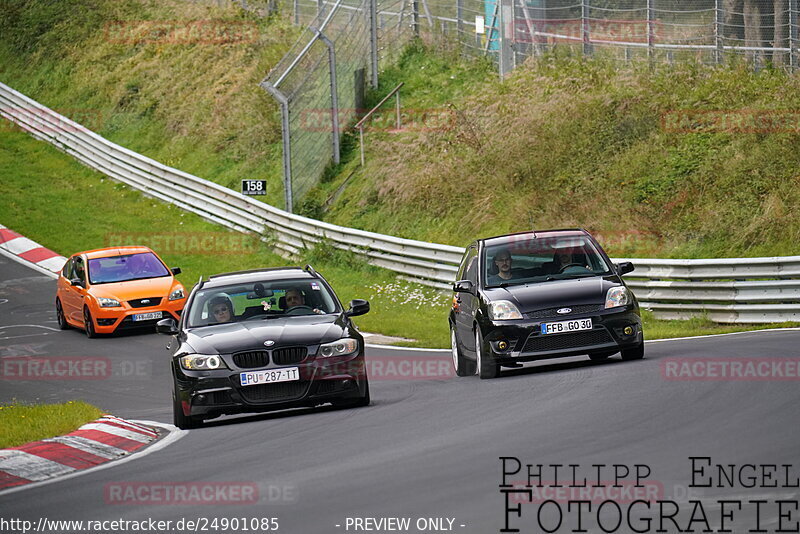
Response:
[208, 295, 234, 324]
[487, 248, 514, 285]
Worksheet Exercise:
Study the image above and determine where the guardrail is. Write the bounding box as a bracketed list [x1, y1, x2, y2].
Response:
[2, 81, 800, 324]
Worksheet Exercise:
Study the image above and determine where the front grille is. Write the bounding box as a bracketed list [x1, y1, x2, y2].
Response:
[128, 297, 163, 308]
[526, 304, 604, 320]
[272, 347, 307, 365]
[522, 329, 614, 353]
[238, 381, 307, 403]
[233, 351, 270, 368]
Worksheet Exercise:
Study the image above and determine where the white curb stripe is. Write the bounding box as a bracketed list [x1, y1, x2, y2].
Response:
[43, 436, 128, 460]
[79, 423, 154, 443]
[1, 237, 40, 256]
[98, 416, 158, 438]
[37, 256, 67, 272]
[0, 450, 75, 481]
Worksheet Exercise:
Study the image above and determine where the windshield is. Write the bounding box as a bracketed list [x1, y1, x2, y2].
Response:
[88, 252, 170, 284]
[483, 236, 611, 288]
[187, 278, 339, 328]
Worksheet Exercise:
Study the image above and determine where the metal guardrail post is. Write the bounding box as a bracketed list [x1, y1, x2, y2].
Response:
[647, 0, 654, 61]
[395, 92, 401, 129]
[316, 30, 341, 165]
[456, 0, 463, 45]
[498, 0, 514, 78]
[714, 0, 723, 64]
[369, 0, 379, 88]
[581, 0, 591, 56]
[791, 0, 798, 71]
[259, 82, 293, 212]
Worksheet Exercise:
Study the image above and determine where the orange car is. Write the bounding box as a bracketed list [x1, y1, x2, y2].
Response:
[55, 246, 186, 337]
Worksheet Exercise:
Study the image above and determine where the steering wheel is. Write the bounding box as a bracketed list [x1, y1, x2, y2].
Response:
[285, 305, 314, 316]
[558, 263, 589, 273]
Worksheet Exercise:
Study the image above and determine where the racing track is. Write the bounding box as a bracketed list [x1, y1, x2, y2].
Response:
[1, 253, 799, 533]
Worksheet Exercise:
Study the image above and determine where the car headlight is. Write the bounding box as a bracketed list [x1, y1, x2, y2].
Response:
[179, 354, 226, 370]
[318, 339, 358, 358]
[97, 297, 121, 308]
[605, 286, 630, 309]
[489, 300, 523, 320]
[169, 287, 185, 301]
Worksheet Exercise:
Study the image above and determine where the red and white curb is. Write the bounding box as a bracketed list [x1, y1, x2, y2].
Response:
[0, 224, 66, 277]
[0, 415, 161, 491]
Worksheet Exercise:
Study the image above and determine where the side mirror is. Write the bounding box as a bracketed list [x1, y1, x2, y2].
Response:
[171, 267, 182, 275]
[345, 299, 370, 317]
[156, 318, 179, 335]
[453, 280, 473, 293]
[69, 278, 85, 288]
[616, 262, 635, 276]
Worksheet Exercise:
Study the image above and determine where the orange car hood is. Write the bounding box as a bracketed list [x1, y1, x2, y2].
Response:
[89, 276, 178, 301]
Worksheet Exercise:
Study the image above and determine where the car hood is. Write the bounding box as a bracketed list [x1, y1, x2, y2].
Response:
[484, 275, 621, 313]
[184, 314, 348, 354]
[89, 276, 177, 301]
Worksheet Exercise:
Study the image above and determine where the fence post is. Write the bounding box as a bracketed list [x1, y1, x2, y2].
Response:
[647, 0, 654, 61]
[499, 0, 514, 77]
[456, 0, 464, 48]
[294, 0, 299, 24]
[317, 30, 341, 165]
[413, 0, 420, 37]
[791, 0, 798, 70]
[581, 0, 591, 56]
[369, 0, 379, 88]
[259, 82, 293, 213]
[317, 0, 323, 14]
[715, 0, 723, 64]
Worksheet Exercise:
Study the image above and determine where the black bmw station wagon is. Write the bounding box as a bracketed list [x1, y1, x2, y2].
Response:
[157, 265, 370, 428]
[449, 229, 644, 379]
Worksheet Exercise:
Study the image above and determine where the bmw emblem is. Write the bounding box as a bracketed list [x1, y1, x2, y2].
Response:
[264, 340, 275, 347]
[557, 308, 572, 315]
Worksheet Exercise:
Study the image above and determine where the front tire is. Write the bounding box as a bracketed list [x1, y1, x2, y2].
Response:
[621, 342, 645, 361]
[172, 388, 202, 429]
[56, 299, 69, 330]
[451, 327, 475, 377]
[476, 328, 499, 379]
[83, 306, 97, 338]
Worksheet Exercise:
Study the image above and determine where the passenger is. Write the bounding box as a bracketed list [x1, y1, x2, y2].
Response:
[208, 295, 234, 324]
[487, 248, 514, 285]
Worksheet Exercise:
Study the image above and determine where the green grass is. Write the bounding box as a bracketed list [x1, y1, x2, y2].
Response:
[0, 401, 103, 449]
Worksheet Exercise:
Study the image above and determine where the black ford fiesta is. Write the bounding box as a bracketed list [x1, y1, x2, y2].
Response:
[449, 229, 644, 379]
[157, 266, 370, 428]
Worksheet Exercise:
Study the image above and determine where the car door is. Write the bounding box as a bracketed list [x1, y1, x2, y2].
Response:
[62, 255, 88, 324]
[454, 245, 480, 353]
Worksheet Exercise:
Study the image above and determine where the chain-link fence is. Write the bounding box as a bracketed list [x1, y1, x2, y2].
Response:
[263, 0, 798, 210]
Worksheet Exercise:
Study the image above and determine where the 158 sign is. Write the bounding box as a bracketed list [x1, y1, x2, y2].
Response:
[242, 180, 267, 196]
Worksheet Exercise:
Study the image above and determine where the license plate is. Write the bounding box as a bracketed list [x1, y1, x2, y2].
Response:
[132, 311, 162, 322]
[240, 367, 300, 387]
[540, 318, 592, 335]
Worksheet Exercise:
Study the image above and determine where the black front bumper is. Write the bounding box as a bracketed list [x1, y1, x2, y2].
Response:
[480, 306, 642, 363]
[173, 352, 367, 418]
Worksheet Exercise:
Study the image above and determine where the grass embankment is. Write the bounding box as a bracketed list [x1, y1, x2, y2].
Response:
[0, 401, 103, 449]
[0, 0, 297, 207]
[316, 45, 800, 259]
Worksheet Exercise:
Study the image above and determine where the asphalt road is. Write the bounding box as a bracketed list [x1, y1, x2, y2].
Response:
[1, 253, 798, 533]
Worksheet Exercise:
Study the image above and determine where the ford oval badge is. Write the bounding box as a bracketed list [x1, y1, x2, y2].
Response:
[264, 340, 275, 347]
[557, 308, 572, 315]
